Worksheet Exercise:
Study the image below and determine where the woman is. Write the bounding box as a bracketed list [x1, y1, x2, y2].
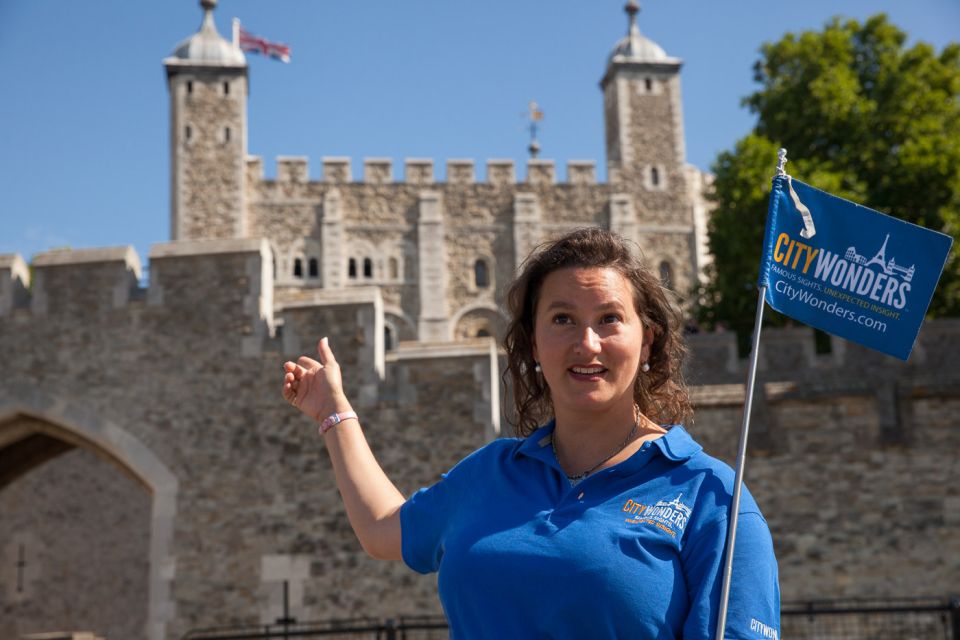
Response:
[283, 228, 780, 638]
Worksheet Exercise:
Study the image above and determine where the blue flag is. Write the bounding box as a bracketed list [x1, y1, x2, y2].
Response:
[758, 176, 953, 360]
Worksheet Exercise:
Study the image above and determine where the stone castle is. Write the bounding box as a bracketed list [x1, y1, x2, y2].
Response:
[1, 2, 957, 640]
[165, 0, 713, 344]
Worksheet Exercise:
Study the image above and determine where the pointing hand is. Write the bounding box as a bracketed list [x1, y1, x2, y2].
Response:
[282, 337, 350, 422]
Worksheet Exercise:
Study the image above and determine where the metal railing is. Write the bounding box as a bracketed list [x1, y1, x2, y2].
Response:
[183, 597, 960, 640]
[782, 597, 960, 639]
[182, 616, 448, 640]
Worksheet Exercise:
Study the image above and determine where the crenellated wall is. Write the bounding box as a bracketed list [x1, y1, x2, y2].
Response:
[0, 242, 957, 640]
[242, 154, 703, 343]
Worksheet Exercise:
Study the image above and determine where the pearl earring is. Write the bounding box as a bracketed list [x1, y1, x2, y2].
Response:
[641, 362, 650, 373]
[534, 362, 542, 373]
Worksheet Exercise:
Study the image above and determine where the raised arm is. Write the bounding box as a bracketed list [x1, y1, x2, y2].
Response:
[282, 337, 404, 560]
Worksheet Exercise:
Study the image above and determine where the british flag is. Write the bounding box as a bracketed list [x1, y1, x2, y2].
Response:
[238, 26, 291, 63]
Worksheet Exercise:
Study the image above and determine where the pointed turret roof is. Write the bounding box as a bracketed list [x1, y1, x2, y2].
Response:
[166, 0, 246, 69]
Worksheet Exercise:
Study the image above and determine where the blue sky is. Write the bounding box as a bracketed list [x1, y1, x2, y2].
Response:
[1, 1, 957, 265]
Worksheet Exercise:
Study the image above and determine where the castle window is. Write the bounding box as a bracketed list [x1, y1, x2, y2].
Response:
[363, 258, 373, 278]
[389, 257, 399, 280]
[474, 259, 490, 288]
[659, 261, 673, 289]
[476, 328, 491, 338]
[348, 258, 357, 279]
[645, 77, 652, 93]
[223, 81, 230, 95]
[308, 258, 319, 278]
[293, 258, 303, 278]
[224, 127, 231, 142]
[651, 167, 660, 187]
[186, 81, 193, 95]
[185, 125, 192, 140]
[384, 326, 395, 351]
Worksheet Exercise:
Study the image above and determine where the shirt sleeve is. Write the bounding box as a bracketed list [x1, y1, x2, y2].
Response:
[400, 471, 457, 574]
[681, 512, 781, 639]
[400, 444, 495, 575]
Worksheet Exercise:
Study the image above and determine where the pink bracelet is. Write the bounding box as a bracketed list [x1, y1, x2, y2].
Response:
[319, 410, 358, 435]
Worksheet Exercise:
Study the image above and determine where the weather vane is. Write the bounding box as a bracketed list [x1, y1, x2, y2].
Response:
[525, 101, 544, 159]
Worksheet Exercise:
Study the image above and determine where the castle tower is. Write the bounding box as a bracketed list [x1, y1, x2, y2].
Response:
[601, 1, 686, 192]
[164, 0, 248, 241]
[600, 1, 698, 293]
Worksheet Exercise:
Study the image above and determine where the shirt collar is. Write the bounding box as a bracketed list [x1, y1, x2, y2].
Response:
[651, 424, 702, 462]
[515, 420, 701, 466]
[514, 420, 561, 467]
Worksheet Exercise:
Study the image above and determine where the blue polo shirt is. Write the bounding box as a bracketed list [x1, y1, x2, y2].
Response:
[401, 424, 780, 639]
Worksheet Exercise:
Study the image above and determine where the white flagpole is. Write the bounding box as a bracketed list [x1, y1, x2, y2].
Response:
[713, 148, 787, 640]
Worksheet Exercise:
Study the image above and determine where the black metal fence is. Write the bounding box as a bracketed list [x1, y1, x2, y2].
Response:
[782, 597, 960, 639]
[181, 616, 449, 640]
[183, 598, 960, 640]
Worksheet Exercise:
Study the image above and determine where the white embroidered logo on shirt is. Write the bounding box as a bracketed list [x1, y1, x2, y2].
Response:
[750, 617, 779, 639]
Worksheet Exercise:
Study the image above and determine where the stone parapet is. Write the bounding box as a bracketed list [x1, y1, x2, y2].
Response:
[486, 159, 515, 186]
[276, 156, 309, 183]
[567, 160, 597, 185]
[404, 158, 434, 185]
[31, 247, 141, 316]
[0, 254, 30, 315]
[526, 159, 555, 185]
[363, 158, 393, 184]
[446, 159, 475, 184]
[245, 155, 264, 181]
[322, 157, 351, 183]
[244, 156, 613, 186]
[148, 238, 274, 356]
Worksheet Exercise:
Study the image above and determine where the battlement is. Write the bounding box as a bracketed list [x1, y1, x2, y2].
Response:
[245, 155, 600, 186]
[0, 254, 30, 315]
[684, 320, 960, 390]
[30, 246, 141, 315]
[3, 241, 958, 387]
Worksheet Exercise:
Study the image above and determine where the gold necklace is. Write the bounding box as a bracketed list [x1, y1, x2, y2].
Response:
[552, 421, 638, 482]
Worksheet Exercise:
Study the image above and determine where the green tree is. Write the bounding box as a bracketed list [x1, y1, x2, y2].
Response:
[698, 14, 960, 341]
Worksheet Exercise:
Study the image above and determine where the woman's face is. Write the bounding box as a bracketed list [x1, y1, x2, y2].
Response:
[532, 267, 651, 419]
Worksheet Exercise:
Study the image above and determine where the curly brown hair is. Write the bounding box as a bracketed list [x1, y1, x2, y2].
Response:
[503, 228, 692, 436]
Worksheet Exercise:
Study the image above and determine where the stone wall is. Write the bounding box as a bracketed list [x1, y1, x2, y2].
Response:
[0, 444, 151, 640]
[245, 156, 701, 341]
[1, 243, 957, 640]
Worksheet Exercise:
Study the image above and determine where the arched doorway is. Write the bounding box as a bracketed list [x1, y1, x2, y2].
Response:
[0, 408, 177, 640]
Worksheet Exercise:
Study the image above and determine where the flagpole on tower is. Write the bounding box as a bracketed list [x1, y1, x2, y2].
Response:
[713, 149, 786, 640]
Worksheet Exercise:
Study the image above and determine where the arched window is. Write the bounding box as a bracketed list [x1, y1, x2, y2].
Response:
[476, 328, 491, 338]
[644, 77, 653, 93]
[293, 258, 303, 278]
[223, 81, 230, 95]
[224, 126, 231, 142]
[659, 261, 673, 289]
[308, 258, 319, 278]
[474, 259, 490, 288]
[186, 80, 193, 95]
[348, 258, 357, 279]
[363, 258, 373, 278]
[389, 257, 399, 280]
[384, 326, 395, 351]
[650, 166, 660, 187]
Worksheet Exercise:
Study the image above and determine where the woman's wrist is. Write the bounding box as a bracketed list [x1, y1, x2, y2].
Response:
[316, 394, 356, 432]
[318, 410, 359, 435]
